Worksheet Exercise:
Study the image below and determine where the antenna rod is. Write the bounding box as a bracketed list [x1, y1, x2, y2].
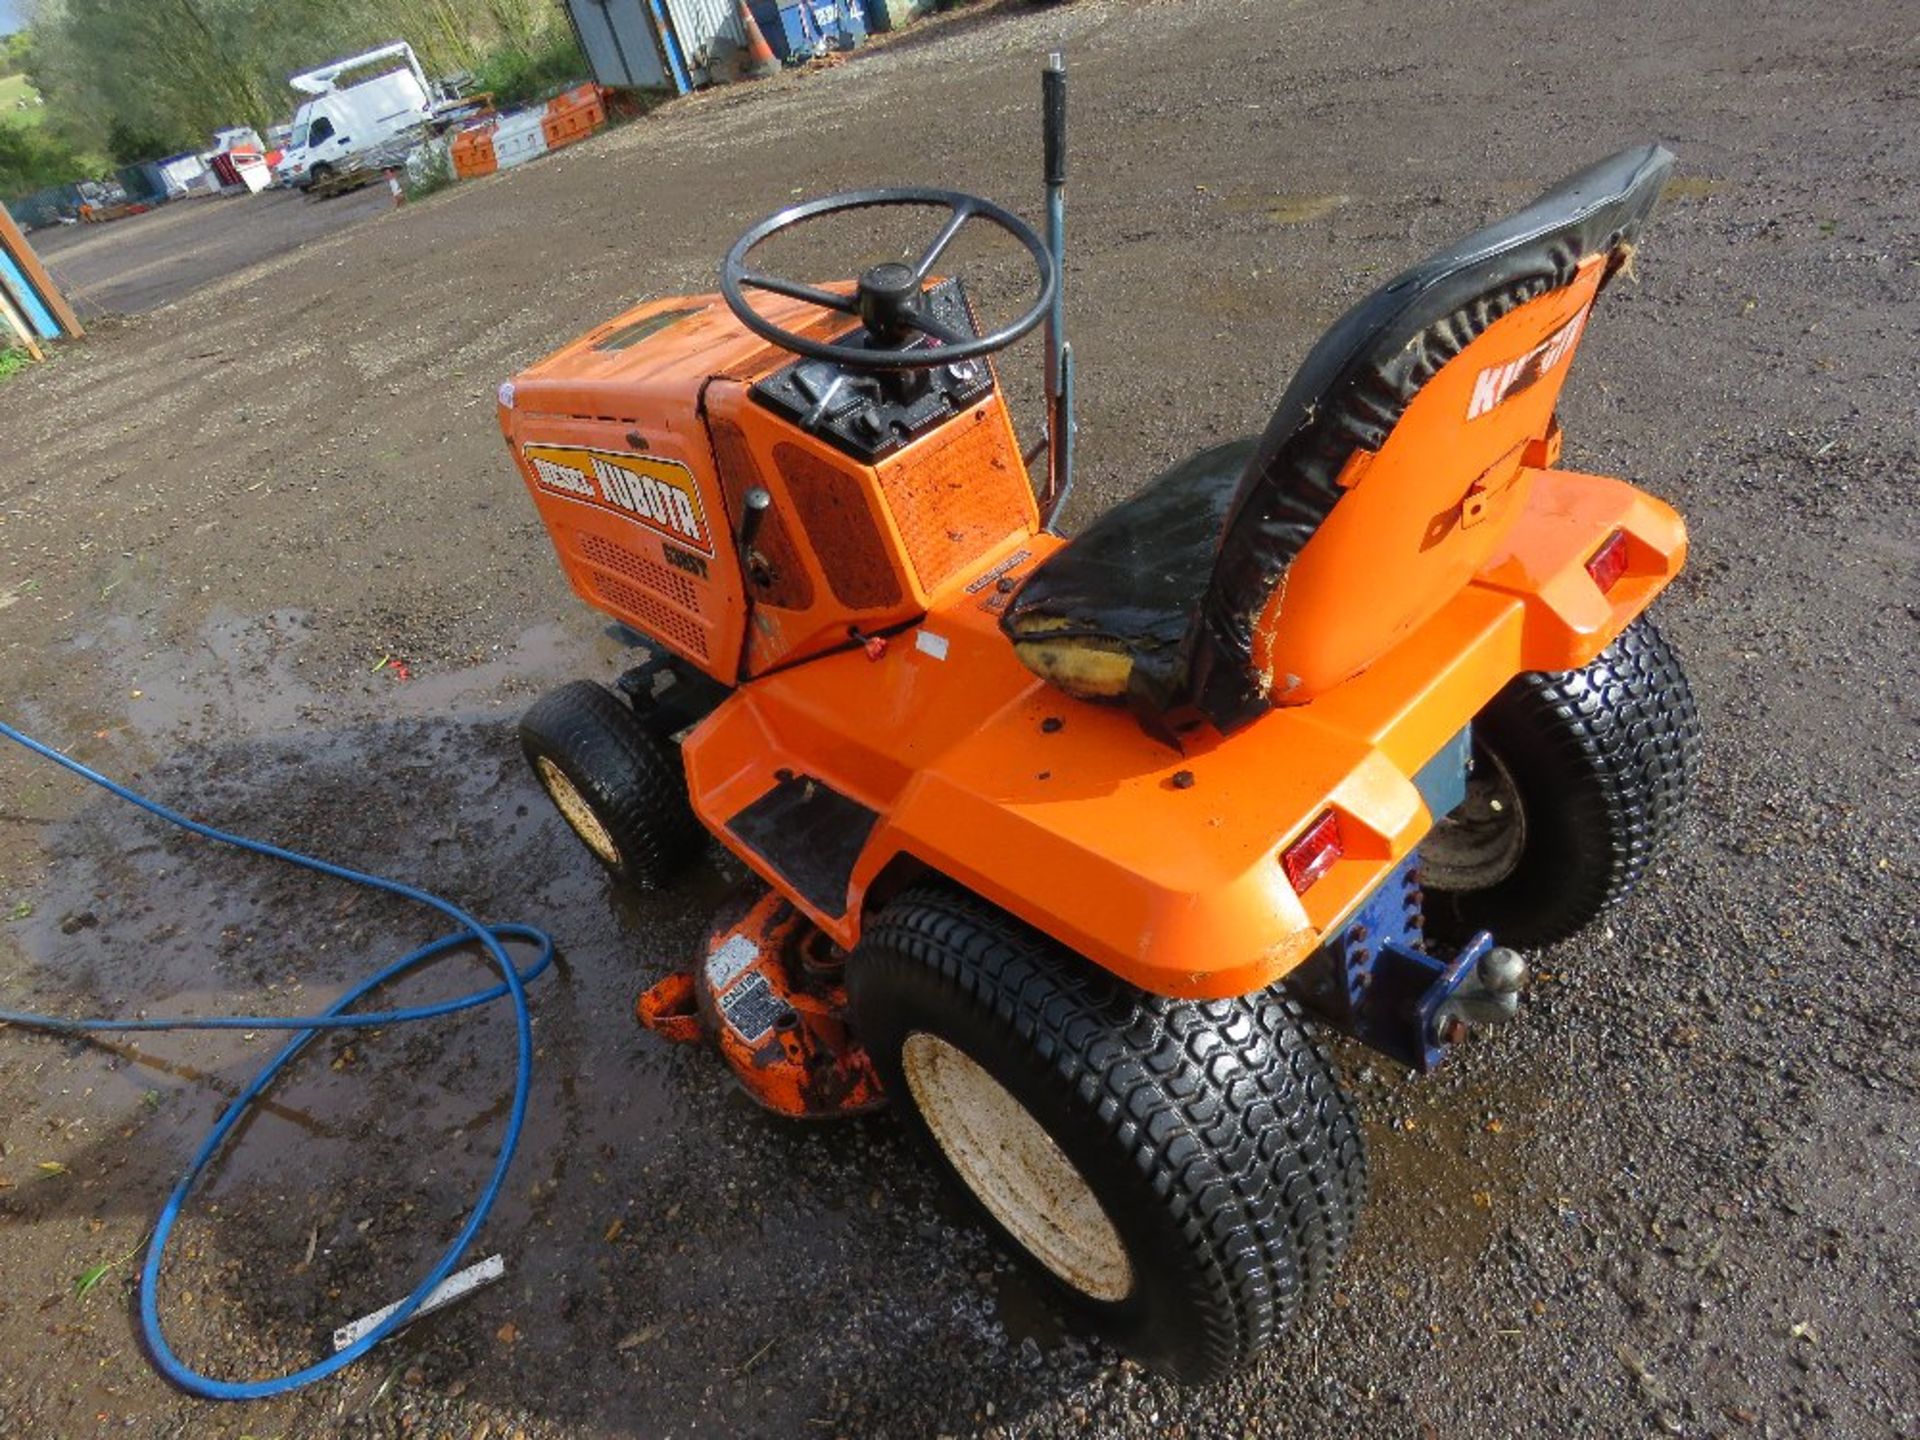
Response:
[1041, 52, 1075, 531]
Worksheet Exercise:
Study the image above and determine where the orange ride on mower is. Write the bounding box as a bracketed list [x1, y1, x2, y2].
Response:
[500, 59, 1698, 1380]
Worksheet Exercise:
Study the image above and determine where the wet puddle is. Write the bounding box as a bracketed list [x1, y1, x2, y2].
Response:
[0, 703, 1065, 1430]
[33, 607, 628, 764]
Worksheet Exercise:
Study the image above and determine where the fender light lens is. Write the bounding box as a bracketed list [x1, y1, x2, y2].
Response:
[1282, 809, 1343, 894]
[1586, 527, 1629, 594]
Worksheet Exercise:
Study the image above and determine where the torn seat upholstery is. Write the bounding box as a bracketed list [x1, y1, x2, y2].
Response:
[1003, 143, 1675, 734]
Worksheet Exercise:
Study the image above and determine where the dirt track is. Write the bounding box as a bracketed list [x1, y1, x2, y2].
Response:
[28, 184, 393, 318]
[1, 1, 1916, 1436]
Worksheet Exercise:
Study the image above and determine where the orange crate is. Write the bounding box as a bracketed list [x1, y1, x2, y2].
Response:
[450, 125, 498, 179]
[540, 84, 607, 150]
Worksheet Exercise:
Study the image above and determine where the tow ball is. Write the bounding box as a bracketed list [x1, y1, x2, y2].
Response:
[1436, 945, 1530, 1041]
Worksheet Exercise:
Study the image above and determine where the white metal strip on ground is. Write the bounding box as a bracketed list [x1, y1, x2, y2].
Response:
[331, 1253, 507, 1352]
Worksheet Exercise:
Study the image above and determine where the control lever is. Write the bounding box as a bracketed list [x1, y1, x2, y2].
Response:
[737, 486, 773, 586]
[1041, 52, 1075, 531]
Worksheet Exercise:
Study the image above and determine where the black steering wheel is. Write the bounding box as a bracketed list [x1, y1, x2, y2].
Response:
[721, 187, 1055, 371]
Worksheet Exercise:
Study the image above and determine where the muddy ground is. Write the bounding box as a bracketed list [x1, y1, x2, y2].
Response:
[1, 0, 1915, 1436]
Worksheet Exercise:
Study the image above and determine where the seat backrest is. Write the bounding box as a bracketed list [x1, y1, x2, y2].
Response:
[1183, 144, 1674, 731]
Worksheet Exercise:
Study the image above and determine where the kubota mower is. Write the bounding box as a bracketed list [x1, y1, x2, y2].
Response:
[499, 58, 1699, 1380]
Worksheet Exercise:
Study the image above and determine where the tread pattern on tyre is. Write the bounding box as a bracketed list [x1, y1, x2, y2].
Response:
[856, 884, 1367, 1380]
[518, 680, 703, 889]
[1432, 615, 1699, 944]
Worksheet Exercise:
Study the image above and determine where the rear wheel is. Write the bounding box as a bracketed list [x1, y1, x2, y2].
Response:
[850, 883, 1366, 1382]
[1424, 615, 1699, 945]
[518, 680, 703, 889]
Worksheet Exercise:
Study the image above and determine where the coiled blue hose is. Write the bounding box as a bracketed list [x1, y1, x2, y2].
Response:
[0, 718, 555, 1400]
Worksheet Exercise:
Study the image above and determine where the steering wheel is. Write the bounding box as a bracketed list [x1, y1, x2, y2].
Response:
[721, 187, 1056, 371]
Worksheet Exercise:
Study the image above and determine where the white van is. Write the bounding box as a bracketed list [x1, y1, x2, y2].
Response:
[273, 49, 433, 190]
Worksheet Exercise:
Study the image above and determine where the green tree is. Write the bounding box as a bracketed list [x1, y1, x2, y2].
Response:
[20, 0, 574, 158]
[0, 118, 90, 197]
[105, 114, 189, 164]
[1, 32, 34, 78]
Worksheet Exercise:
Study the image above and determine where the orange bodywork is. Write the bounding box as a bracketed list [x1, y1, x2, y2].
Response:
[684, 472, 1682, 999]
[635, 886, 884, 1117]
[1254, 259, 1613, 703]
[503, 280, 1686, 1002]
[507, 287, 1034, 681]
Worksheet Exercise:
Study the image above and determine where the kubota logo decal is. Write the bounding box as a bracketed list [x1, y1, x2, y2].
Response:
[523, 444, 713, 555]
[1466, 304, 1591, 420]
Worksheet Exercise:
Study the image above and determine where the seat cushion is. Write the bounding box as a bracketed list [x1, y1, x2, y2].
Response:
[1003, 438, 1257, 703]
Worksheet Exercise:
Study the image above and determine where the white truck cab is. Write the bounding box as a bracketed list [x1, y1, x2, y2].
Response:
[273, 43, 433, 190]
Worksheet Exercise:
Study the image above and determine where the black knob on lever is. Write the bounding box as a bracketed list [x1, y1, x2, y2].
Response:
[737, 486, 772, 567]
[1043, 52, 1067, 186]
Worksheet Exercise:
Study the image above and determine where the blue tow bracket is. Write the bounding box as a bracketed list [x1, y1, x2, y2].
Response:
[1293, 856, 1527, 1072]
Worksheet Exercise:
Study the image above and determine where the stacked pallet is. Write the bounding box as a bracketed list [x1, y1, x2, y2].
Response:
[450, 85, 609, 182]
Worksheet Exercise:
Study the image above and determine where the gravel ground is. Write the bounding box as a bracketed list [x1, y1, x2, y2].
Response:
[1, 1, 1914, 1436]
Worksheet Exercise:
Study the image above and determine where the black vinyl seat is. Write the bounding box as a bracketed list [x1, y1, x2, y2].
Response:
[995, 438, 1257, 707]
[1003, 143, 1675, 733]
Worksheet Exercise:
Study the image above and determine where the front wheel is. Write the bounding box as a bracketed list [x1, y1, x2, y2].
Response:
[1423, 615, 1700, 946]
[518, 680, 703, 889]
[849, 884, 1366, 1382]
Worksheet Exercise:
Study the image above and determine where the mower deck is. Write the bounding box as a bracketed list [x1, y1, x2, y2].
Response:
[683, 464, 1684, 1000]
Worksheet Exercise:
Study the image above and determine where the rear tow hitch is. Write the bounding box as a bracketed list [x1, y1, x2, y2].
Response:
[1294, 855, 1530, 1071]
[1432, 944, 1528, 1045]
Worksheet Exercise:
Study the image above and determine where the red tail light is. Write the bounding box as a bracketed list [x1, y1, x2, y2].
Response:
[1586, 528, 1629, 594]
[1282, 809, 1343, 894]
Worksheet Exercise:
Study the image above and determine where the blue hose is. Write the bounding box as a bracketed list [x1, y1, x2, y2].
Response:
[0, 718, 555, 1400]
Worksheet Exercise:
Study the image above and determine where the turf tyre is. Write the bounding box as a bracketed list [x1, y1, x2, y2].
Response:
[1425, 615, 1699, 946]
[849, 883, 1366, 1382]
[518, 680, 702, 889]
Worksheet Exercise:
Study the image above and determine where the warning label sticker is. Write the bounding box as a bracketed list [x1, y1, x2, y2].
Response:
[705, 934, 760, 995]
[718, 972, 788, 1044]
[522, 444, 714, 555]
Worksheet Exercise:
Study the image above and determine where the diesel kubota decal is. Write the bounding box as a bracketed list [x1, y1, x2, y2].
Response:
[1466, 304, 1591, 420]
[523, 444, 714, 555]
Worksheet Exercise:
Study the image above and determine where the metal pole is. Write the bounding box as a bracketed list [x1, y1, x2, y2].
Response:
[1041, 52, 1075, 532]
[646, 0, 697, 93]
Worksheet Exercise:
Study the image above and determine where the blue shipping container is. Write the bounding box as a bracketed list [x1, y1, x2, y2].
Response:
[748, 0, 865, 60]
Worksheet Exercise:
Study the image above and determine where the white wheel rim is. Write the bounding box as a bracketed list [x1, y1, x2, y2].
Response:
[535, 755, 621, 866]
[901, 1031, 1134, 1303]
